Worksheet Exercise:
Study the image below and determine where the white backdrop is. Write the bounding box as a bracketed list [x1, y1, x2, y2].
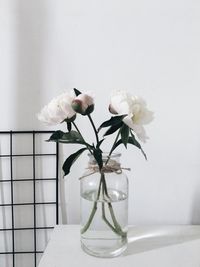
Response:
[1, 0, 200, 229]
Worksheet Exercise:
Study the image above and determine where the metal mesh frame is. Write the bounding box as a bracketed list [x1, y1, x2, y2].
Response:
[0, 131, 59, 267]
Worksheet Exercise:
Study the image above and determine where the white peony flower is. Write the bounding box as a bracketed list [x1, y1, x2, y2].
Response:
[37, 91, 76, 125]
[72, 91, 94, 115]
[109, 90, 154, 142]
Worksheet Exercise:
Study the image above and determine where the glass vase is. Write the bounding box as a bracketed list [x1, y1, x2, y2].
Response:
[80, 153, 128, 258]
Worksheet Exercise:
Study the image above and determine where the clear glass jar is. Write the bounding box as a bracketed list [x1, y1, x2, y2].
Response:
[80, 153, 128, 258]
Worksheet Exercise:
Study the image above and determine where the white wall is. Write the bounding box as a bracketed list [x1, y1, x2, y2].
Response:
[1, 0, 200, 229]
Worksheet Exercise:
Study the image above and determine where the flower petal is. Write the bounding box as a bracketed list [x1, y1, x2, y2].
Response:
[110, 90, 153, 142]
[38, 91, 76, 125]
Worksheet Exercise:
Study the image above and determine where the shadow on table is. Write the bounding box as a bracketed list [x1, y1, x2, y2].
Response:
[123, 225, 200, 256]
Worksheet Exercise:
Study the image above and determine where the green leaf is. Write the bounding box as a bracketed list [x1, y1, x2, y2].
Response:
[73, 88, 82, 96]
[129, 132, 141, 149]
[67, 122, 72, 132]
[113, 136, 141, 151]
[48, 130, 85, 145]
[96, 139, 104, 148]
[98, 115, 127, 131]
[141, 148, 147, 160]
[93, 148, 103, 170]
[47, 130, 64, 141]
[112, 134, 147, 160]
[130, 132, 147, 160]
[120, 124, 130, 148]
[62, 148, 87, 176]
[104, 122, 123, 136]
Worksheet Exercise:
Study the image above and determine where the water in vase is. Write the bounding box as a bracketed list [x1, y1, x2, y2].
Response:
[81, 188, 128, 257]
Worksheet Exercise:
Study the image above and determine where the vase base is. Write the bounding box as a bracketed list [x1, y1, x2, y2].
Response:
[81, 239, 127, 258]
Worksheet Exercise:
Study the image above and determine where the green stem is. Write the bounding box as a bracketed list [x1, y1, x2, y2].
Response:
[87, 114, 100, 144]
[81, 172, 126, 237]
[81, 202, 97, 234]
[101, 203, 119, 235]
[108, 203, 126, 237]
[97, 176, 103, 199]
[101, 173, 110, 200]
[72, 121, 82, 136]
[105, 129, 121, 165]
[103, 128, 127, 237]
[72, 121, 93, 155]
[81, 124, 126, 238]
[81, 177, 102, 234]
[101, 175, 126, 238]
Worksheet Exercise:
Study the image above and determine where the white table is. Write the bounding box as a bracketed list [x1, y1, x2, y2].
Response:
[38, 225, 200, 267]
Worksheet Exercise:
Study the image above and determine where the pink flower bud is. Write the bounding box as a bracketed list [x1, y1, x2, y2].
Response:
[108, 104, 118, 114]
[72, 93, 94, 115]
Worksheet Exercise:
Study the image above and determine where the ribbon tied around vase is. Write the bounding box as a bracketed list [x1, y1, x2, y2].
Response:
[79, 159, 131, 180]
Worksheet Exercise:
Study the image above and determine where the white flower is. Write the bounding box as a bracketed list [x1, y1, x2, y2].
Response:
[37, 91, 76, 125]
[72, 91, 94, 115]
[109, 90, 154, 142]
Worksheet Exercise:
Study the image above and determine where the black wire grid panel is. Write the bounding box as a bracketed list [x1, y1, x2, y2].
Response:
[0, 131, 59, 267]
